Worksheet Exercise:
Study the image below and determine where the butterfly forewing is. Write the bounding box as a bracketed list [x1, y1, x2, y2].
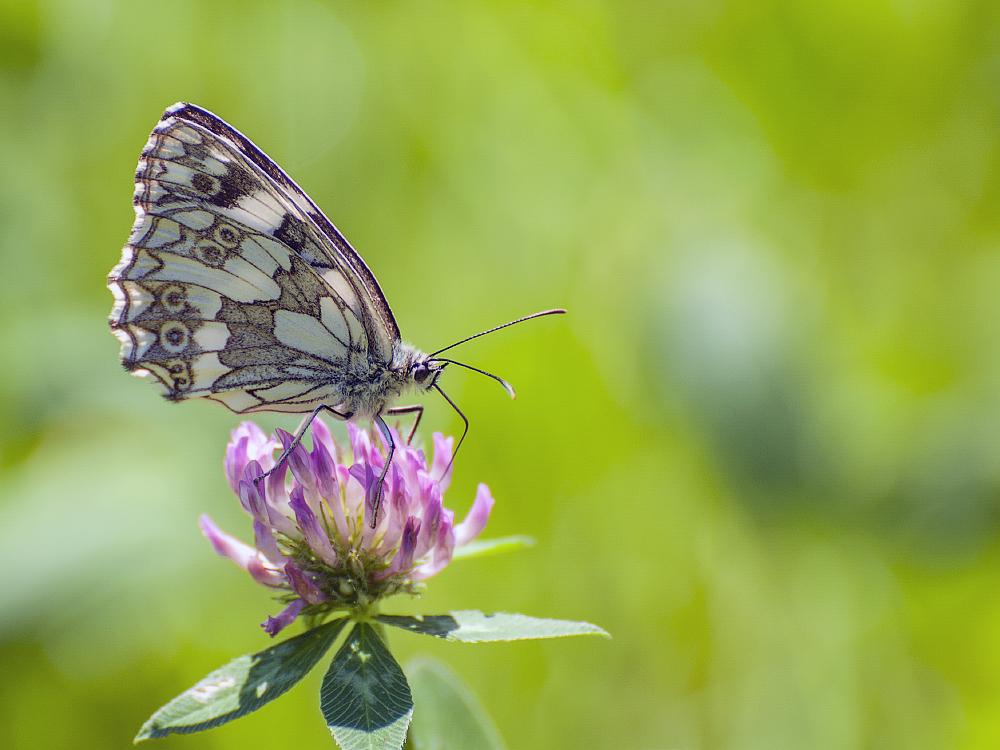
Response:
[165, 104, 400, 355]
[109, 103, 401, 415]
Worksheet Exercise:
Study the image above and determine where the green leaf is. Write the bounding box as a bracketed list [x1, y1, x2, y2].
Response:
[321, 621, 413, 750]
[451, 535, 535, 561]
[135, 617, 349, 741]
[376, 611, 610, 642]
[406, 655, 508, 750]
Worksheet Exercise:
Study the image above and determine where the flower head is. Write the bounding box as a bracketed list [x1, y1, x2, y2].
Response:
[201, 420, 495, 636]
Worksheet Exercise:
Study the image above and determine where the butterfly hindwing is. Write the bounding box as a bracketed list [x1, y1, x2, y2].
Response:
[109, 103, 400, 415]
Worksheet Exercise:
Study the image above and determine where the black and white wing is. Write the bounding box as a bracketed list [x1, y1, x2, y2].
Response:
[108, 103, 400, 415]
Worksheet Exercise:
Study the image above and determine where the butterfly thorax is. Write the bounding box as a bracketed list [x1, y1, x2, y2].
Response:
[337, 341, 442, 422]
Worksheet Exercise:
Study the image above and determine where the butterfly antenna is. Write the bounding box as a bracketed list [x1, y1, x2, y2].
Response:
[429, 309, 566, 358]
[431, 358, 517, 399]
[433, 383, 469, 476]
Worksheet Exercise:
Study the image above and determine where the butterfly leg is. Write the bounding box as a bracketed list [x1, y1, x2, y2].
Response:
[386, 404, 424, 445]
[369, 415, 396, 528]
[255, 404, 352, 486]
[431, 384, 470, 478]
[369, 406, 424, 527]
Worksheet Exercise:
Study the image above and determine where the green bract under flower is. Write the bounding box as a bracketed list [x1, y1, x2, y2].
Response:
[201, 420, 495, 636]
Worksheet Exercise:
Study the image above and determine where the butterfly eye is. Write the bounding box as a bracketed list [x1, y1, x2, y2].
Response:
[412, 363, 430, 384]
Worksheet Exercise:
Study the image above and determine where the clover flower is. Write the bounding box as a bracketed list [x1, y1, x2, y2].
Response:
[200, 419, 495, 637]
[141, 420, 606, 747]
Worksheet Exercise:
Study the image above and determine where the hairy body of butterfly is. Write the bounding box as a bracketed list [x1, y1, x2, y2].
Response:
[108, 103, 445, 509]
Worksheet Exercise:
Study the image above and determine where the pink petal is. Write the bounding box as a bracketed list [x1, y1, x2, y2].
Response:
[313, 439, 349, 543]
[242, 463, 298, 538]
[454, 483, 495, 546]
[199, 514, 257, 569]
[284, 562, 327, 604]
[263, 598, 305, 637]
[247, 556, 285, 587]
[348, 423, 374, 467]
[225, 423, 276, 492]
[411, 522, 456, 581]
[225, 436, 250, 495]
[200, 515, 283, 586]
[309, 417, 336, 461]
[430, 432, 454, 492]
[413, 495, 442, 559]
[253, 519, 284, 565]
[376, 517, 420, 580]
[289, 487, 339, 566]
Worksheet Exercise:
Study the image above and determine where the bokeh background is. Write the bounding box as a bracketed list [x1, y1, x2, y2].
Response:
[3, 0, 1000, 747]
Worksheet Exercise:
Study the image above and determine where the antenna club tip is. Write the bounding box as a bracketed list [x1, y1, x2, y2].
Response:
[499, 380, 516, 399]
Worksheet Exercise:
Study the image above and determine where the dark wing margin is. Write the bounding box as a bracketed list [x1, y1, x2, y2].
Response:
[165, 102, 402, 348]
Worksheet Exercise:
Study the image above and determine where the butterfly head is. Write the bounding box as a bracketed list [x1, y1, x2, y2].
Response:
[409, 356, 446, 393]
[391, 342, 446, 396]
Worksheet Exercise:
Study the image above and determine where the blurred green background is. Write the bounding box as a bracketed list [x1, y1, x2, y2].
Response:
[3, 0, 1000, 747]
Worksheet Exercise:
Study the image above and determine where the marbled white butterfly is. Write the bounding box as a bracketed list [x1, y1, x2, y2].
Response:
[108, 103, 563, 522]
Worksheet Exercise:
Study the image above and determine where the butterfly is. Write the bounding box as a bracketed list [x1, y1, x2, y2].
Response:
[108, 102, 563, 523]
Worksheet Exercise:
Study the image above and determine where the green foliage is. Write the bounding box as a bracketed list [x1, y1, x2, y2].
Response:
[135, 609, 601, 748]
[407, 656, 507, 750]
[377, 611, 609, 642]
[136, 617, 348, 740]
[321, 623, 413, 750]
[450, 535, 535, 561]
